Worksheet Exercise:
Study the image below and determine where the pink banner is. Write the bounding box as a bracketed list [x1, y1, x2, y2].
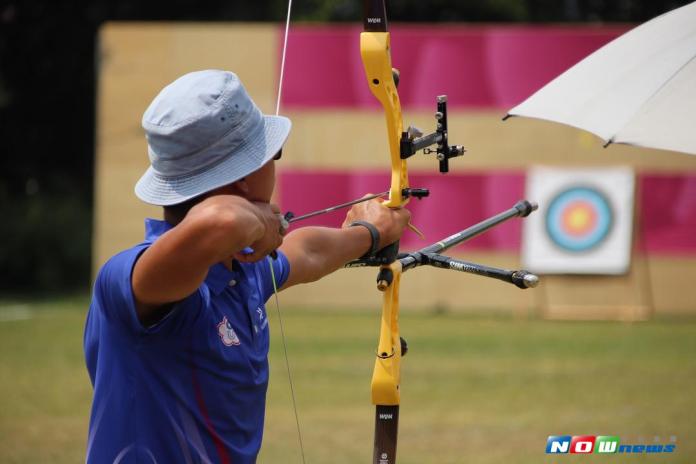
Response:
[278, 25, 628, 109]
[639, 175, 696, 254]
[279, 170, 696, 254]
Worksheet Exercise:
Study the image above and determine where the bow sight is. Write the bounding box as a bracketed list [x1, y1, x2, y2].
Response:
[387, 68, 465, 173]
[400, 95, 465, 173]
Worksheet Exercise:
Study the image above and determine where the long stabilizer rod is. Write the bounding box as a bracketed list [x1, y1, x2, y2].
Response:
[416, 200, 537, 256]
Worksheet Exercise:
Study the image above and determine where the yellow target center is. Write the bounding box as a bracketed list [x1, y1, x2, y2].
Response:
[561, 201, 597, 237]
[568, 208, 591, 229]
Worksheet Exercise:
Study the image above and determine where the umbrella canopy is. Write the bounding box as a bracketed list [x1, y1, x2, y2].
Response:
[506, 2, 696, 156]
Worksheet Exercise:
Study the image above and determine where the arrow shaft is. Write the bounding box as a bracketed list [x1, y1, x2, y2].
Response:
[287, 191, 389, 224]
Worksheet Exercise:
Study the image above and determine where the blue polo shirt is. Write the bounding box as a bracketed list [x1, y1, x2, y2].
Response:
[84, 219, 290, 464]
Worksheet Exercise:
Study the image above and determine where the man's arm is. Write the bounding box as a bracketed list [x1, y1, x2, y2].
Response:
[132, 195, 282, 325]
[279, 198, 410, 289]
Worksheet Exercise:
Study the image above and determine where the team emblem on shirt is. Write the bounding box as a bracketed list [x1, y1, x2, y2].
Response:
[256, 306, 268, 331]
[217, 316, 241, 346]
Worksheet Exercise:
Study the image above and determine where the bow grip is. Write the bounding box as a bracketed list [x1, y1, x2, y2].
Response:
[375, 240, 399, 265]
[375, 241, 399, 291]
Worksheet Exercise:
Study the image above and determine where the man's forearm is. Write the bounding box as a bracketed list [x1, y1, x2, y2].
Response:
[280, 225, 373, 285]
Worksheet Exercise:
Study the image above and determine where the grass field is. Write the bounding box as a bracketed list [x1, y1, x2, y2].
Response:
[1, 296, 695, 463]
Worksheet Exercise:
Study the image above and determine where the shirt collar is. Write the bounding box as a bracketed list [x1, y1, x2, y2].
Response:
[143, 218, 240, 296]
[144, 218, 173, 242]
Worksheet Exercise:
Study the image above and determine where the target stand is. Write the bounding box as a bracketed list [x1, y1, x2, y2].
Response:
[523, 167, 653, 321]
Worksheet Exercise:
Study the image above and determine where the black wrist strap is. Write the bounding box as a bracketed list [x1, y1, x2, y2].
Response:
[349, 220, 380, 258]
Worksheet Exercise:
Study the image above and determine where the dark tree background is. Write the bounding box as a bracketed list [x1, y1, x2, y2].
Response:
[0, 0, 689, 294]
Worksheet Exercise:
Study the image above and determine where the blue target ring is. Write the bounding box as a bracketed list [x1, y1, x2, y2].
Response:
[545, 186, 613, 252]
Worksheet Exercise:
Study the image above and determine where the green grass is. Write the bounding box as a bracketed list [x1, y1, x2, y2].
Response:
[0, 296, 92, 464]
[1, 297, 695, 463]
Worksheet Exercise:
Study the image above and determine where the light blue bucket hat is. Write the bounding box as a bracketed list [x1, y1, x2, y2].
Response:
[135, 70, 291, 206]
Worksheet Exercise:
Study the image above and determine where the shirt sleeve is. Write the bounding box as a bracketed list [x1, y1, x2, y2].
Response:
[94, 244, 208, 335]
[255, 251, 291, 303]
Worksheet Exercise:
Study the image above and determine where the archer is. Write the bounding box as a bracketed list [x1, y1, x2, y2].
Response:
[83, 69, 411, 463]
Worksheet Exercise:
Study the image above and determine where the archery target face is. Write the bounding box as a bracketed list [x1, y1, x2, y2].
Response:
[545, 187, 613, 252]
[522, 167, 634, 274]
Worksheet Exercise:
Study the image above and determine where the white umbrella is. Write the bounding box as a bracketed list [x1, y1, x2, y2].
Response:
[505, 1, 696, 156]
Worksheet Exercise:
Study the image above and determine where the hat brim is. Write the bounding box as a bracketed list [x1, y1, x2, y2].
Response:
[135, 115, 291, 206]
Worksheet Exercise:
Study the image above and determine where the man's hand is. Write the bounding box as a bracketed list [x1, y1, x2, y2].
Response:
[233, 202, 285, 263]
[342, 195, 411, 250]
[132, 194, 282, 324]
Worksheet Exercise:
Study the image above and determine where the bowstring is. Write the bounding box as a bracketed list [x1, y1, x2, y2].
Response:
[271, 1, 307, 462]
[276, 0, 294, 116]
[268, 258, 306, 464]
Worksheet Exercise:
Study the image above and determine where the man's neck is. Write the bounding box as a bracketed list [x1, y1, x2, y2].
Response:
[163, 209, 184, 226]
